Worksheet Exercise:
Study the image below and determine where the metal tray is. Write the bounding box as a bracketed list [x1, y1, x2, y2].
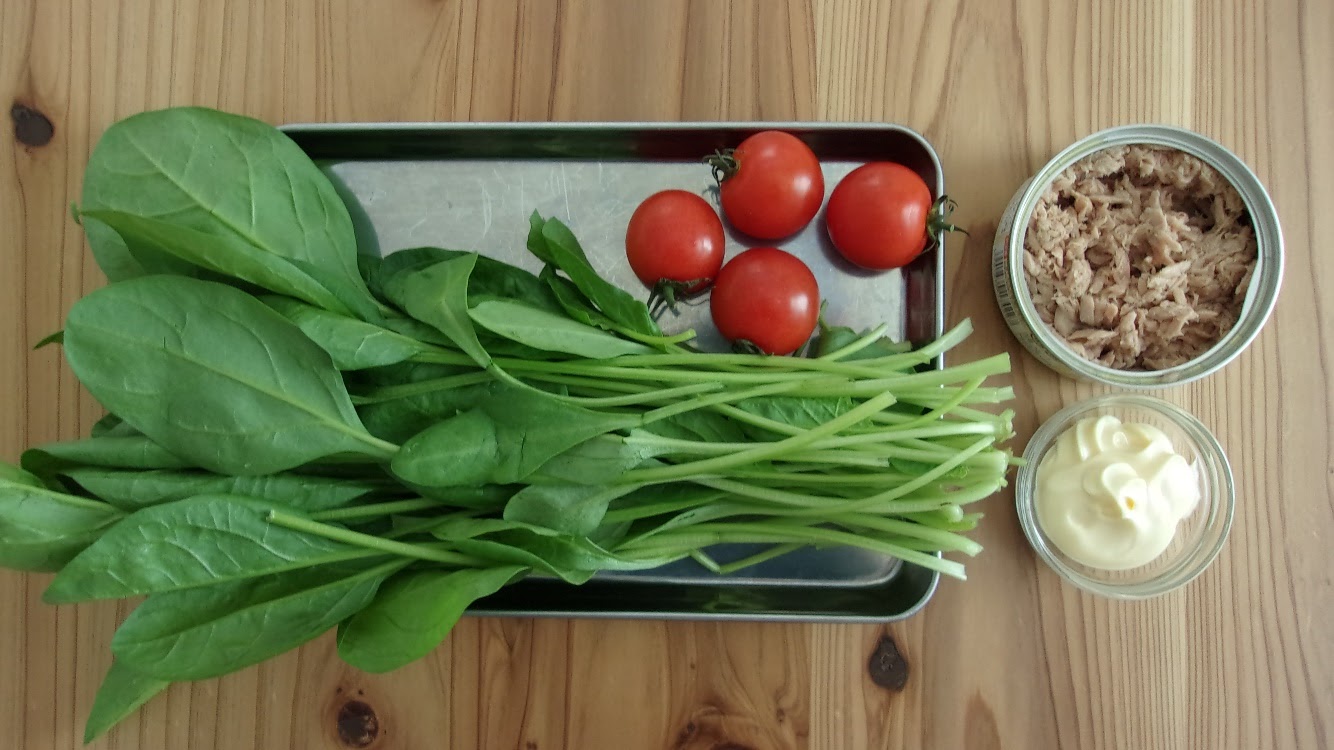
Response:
[282, 121, 947, 623]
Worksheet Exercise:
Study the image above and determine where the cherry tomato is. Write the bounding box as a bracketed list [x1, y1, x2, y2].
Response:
[708, 131, 824, 240]
[625, 190, 726, 300]
[825, 162, 961, 270]
[709, 247, 820, 355]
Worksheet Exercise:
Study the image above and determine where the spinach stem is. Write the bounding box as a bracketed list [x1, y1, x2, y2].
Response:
[307, 498, 448, 522]
[639, 379, 837, 425]
[267, 510, 482, 566]
[624, 391, 897, 483]
[617, 522, 965, 579]
[714, 543, 802, 574]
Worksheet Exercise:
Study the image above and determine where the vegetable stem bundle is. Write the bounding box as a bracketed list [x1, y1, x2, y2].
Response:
[0, 107, 1015, 743]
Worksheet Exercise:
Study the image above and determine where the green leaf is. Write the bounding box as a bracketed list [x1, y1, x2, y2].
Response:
[62, 276, 393, 475]
[357, 383, 494, 444]
[468, 299, 652, 359]
[734, 396, 857, 431]
[529, 215, 660, 336]
[382, 254, 492, 369]
[502, 483, 639, 536]
[112, 559, 401, 681]
[433, 517, 660, 579]
[0, 464, 124, 572]
[81, 215, 157, 281]
[262, 296, 425, 370]
[283, 256, 386, 322]
[539, 266, 618, 331]
[815, 320, 912, 359]
[80, 107, 365, 293]
[466, 255, 563, 314]
[426, 517, 589, 583]
[83, 660, 171, 744]
[527, 434, 665, 485]
[33, 330, 63, 349]
[62, 468, 385, 512]
[80, 210, 355, 316]
[367, 246, 467, 301]
[21, 436, 191, 477]
[390, 384, 638, 488]
[89, 413, 128, 438]
[337, 565, 523, 674]
[44, 495, 368, 603]
[646, 410, 748, 444]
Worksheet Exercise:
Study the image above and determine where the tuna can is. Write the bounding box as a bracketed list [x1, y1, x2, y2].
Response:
[992, 124, 1283, 387]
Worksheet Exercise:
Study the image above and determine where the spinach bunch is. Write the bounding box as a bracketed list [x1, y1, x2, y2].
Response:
[1, 107, 1017, 743]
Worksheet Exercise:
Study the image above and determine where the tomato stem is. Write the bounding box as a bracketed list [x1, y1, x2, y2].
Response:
[647, 278, 711, 317]
[927, 195, 968, 247]
[703, 149, 739, 185]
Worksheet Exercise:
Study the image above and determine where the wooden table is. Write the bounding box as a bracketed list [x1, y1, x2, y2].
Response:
[2, 1, 1329, 748]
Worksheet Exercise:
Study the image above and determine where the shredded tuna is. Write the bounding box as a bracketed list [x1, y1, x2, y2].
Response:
[1022, 144, 1259, 370]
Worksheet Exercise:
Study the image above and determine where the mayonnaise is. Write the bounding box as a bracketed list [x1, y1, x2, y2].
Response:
[1034, 415, 1200, 570]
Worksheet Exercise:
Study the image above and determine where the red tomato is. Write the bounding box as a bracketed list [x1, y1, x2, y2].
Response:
[708, 131, 824, 240]
[625, 190, 725, 298]
[709, 247, 820, 355]
[825, 162, 962, 270]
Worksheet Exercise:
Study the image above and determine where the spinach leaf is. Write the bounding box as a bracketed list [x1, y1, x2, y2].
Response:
[283, 256, 386, 322]
[79, 107, 370, 307]
[62, 276, 393, 475]
[426, 517, 590, 583]
[113, 559, 402, 681]
[734, 396, 857, 430]
[815, 320, 912, 359]
[357, 383, 494, 444]
[81, 210, 356, 316]
[44, 495, 368, 603]
[84, 660, 171, 744]
[468, 300, 652, 359]
[528, 215, 660, 336]
[0, 464, 124, 571]
[81, 216, 156, 281]
[434, 517, 661, 577]
[33, 330, 63, 349]
[644, 409, 747, 443]
[367, 246, 467, 301]
[262, 295, 426, 370]
[527, 434, 665, 485]
[409, 483, 516, 510]
[539, 265, 619, 331]
[336, 565, 524, 674]
[21, 435, 192, 477]
[466, 256, 563, 314]
[390, 384, 638, 488]
[62, 468, 385, 512]
[381, 254, 492, 368]
[502, 482, 639, 536]
[89, 413, 128, 438]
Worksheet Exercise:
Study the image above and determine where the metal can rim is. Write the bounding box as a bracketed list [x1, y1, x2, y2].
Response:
[1000, 124, 1284, 388]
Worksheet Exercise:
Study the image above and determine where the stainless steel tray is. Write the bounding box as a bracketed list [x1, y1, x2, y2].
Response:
[281, 121, 947, 623]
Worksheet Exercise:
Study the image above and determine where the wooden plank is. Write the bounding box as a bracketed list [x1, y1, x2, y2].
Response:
[0, 1, 1328, 747]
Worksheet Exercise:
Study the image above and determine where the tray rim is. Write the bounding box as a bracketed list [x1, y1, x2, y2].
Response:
[280, 119, 950, 623]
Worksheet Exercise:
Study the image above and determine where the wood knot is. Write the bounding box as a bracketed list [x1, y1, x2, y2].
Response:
[867, 633, 909, 691]
[336, 700, 380, 748]
[10, 102, 53, 147]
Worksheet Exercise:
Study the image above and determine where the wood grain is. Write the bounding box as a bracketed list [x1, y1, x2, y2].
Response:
[1, 1, 1330, 748]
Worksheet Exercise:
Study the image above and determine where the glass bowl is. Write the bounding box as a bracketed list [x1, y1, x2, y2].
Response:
[1015, 393, 1234, 599]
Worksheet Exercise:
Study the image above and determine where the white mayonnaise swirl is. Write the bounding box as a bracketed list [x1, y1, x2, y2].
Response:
[1034, 415, 1201, 570]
